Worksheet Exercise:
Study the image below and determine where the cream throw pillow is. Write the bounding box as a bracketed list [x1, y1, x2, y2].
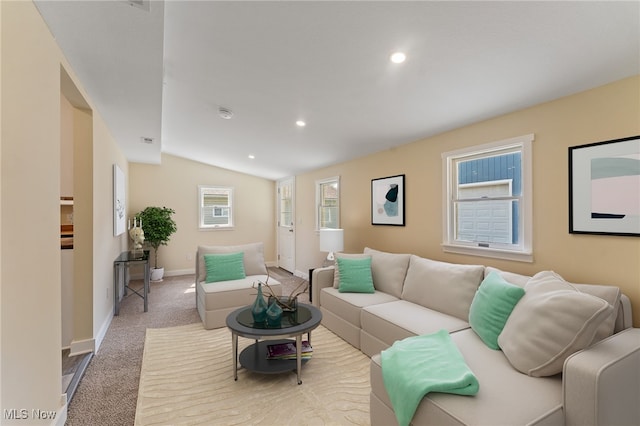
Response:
[363, 247, 411, 298]
[573, 283, 620, 343]
[498, 271, 613, 377]
[483, 266, 530, 288]
[401, 255, 484, 321]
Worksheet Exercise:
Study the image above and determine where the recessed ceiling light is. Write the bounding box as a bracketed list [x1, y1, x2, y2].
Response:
[296, 120, 306, 127]
[248, 154, 255, 159]
[390, 52, 406, 64]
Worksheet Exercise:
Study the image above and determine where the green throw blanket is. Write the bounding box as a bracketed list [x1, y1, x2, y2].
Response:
[381, 329, 479, 426]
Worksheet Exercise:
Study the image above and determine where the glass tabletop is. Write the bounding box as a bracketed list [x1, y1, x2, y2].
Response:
[236, 305, 312, 330]
[114, 250, 149, 263]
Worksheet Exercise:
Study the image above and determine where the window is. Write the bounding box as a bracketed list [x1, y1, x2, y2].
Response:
[316, 176, 340, 229]
[442, 134, 534, 262]
[199, 185, 233, 229]
[279, 181, 293, 228]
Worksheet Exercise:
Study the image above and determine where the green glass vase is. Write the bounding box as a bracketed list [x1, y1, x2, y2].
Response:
[266, 297, 283, 327]
[251, 282, 268, 324]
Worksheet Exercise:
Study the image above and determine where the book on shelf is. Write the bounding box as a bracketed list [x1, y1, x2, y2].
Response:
[266, 341, 313, 360]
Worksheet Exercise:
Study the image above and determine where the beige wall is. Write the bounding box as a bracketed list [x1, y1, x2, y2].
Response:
[129, 154, 276, 273]
[1, 1, 63, 419]
[1, 1, 129, 421]
[295, 76, 640, 327]
[93, 115, 129, 341]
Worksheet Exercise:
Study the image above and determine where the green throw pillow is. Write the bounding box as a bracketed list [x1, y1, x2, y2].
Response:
[204, 252, 246, 283]
[337, 257, 375, 293]
[469, 271, 525, 350]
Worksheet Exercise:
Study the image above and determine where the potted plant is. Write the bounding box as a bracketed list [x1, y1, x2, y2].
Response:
[136, 206, 177, 281]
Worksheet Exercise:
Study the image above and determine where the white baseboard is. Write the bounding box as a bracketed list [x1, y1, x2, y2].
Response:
[69, 337, 94, 357]
[94, 311, 113, 353]
[165, 268, 194, 277]
[294, 269, 309, 280]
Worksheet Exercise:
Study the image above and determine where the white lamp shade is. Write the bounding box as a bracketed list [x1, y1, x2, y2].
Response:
[319, 228, 344, 253]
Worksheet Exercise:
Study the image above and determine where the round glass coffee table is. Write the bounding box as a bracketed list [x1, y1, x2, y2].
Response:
[226, 303, 322, 385]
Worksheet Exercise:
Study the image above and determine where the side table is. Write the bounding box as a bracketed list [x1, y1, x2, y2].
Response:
[114, 250, 150, 315]
[226, 303, 322, 385]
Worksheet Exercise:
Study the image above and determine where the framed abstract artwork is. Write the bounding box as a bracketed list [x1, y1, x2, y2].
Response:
[113, 163, 126, 236]
[371, 174, 405, 226]
[569, 135, 640, 236]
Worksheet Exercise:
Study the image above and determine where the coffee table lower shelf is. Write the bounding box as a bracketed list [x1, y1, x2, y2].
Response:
[239, 339, 310, 376]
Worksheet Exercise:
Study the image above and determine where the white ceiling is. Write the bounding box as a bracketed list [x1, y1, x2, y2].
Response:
[36, 1, 639, 181]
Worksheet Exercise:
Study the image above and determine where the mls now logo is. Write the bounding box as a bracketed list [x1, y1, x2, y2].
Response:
[4, 408, 56, 420]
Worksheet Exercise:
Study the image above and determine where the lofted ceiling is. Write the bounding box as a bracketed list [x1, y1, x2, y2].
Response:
[35, 1, 639, 181]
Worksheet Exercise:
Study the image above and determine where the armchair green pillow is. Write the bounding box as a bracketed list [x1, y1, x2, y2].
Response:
[204, 252, 246, 283]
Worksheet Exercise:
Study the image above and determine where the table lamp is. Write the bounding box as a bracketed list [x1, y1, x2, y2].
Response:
[319, 228, 344, 266]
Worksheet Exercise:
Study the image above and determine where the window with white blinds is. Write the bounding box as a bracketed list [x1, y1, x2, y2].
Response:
[199, 185, 234, 230]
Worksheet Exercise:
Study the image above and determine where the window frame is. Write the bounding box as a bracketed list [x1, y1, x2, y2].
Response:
[198, 185, 234, 230]
[441, 134, 534, 262]
[315, 176, 340, 230]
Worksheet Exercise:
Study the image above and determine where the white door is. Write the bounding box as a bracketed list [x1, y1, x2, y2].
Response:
[277, 178, 295, 273]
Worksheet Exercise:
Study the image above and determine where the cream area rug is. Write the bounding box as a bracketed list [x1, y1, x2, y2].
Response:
[135, 323, 371, 425]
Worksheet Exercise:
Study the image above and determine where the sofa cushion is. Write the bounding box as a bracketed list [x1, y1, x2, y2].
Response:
[197, 242, 267, 282]
[364, 247, 411, 298]
[362, 300, 470, 348]
[469, 271, 525, 350]
[370, 329, 564, 426]
[320, 287, 398, 328]
[498, 271, 614, 377]
[573, 283, 621, 344]
[333, 253, 370, 288]
[336, 256, 375, 293]
[198, 275, 280, 310]
[204, 252, 246, 283]
[484, 266, 530, 287]
[401, 255, 484, 321]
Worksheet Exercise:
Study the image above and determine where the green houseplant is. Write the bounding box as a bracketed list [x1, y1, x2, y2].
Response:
[136, 206, 177, 281]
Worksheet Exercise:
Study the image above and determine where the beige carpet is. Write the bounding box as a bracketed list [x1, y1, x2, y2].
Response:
[135, 323, 371, 425]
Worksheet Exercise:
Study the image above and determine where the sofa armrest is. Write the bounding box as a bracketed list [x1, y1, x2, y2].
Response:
[615, 294, 634, 333]
[311, 266, 335, 307]
[563, 327, 640, 426]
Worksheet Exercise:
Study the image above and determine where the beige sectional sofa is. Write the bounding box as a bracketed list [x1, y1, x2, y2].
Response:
[311, 247, 639, 426]
[195, 242, 282, 329]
